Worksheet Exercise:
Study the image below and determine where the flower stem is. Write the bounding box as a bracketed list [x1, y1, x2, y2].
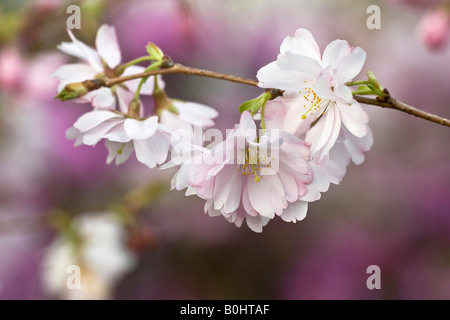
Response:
[116, 56, 154, 74]
[345, 80, 370, 87]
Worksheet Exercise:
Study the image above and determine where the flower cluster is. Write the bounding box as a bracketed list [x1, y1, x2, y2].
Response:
[54, 26, 373, 232]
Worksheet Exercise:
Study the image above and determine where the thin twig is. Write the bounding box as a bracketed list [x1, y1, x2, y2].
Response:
[354, 96, 450, 127]
[81, 63, 450, 128]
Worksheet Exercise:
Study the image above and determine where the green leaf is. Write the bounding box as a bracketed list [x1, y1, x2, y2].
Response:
[239, 92, 271, 115]
[146, 43, 164, 61]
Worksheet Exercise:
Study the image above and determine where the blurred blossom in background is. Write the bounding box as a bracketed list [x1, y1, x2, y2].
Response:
[0, 0, 449, 300]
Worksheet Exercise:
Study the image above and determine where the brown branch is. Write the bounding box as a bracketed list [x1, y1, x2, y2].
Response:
[354, 96, 450, 127]
[101, 63, 259, 88]
[82, 63, 450, 128]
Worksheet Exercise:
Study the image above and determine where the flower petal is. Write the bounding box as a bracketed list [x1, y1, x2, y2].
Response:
[335, 47, 367, 84]
[338, 101, 369, 137]
[105, 141, 133, 165]
[133, 131, 170, 168]
[62, 29, 103, 73]
[321, 39, 352, 69]
[74, 110, 121, 132]
[52, 63, 97, 91]
[213, 166, 243, 214]
[91, 87, 116, 109]
[95, 25, 122, 69]
[280, 28, 321, 62]
[277, 51, 323, 78]
[334, 84, 353, 104]
[280, 200, 308, 223]
[257, 61, 302, 91]
[247, 175, 285, 218]
[124, 116, 158, 140]
[173, 100, 218, 128]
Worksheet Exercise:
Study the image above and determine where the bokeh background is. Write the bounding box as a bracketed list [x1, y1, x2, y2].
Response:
[0, 0, 449, 300]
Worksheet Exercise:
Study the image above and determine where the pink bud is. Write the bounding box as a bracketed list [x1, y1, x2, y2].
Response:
[0, 48, 25, 91]
[418, 10, 450, 51]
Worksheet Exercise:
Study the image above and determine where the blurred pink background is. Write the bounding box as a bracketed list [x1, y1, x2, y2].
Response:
[0, 0, 449, 299]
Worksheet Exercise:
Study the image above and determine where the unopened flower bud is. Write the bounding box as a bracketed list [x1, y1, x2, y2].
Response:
[55, 82, 88, 101]
[127, 98, 141, 118]
[418, 9, 450, 51]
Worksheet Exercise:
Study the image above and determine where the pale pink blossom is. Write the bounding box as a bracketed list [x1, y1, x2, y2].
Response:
[418, 9, 450, 51]
[257, 28, 369, 161]
[42, 212, 136, 300]
[173, 111, 312, 233]
[264, 93, 373, 202]
[67, 88, 217, 168]
[53, 24, 162, 109]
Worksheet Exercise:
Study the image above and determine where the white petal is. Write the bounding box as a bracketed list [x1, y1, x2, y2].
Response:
[105, 141, 133, 165]
[245, 216, 265, 233]
[52, 63, 97, 85]
[335, 47, 367, 84]
[280, 28, 321, 62]
[74, 111, 121, 132]
[338, 101, 369, 137]
[91, 88, 116, 109]
[96, 25, 121, 69]
[321, 39, 352, 69]
[257, 61, 305, 92]
[82, 118, 124, 146]
[63, 29, 103, 72]
[115, 86, 135, 114]
[173, 100, 218, 127]
[281, 200, 308, 222]
[124, 116, 158, 140]
[334, 84, 353, 104]
[103, 123, 131, 143]
[277, 51, 323, 78]
[133, 131, 170, 168]
[238, 111, 257, 141]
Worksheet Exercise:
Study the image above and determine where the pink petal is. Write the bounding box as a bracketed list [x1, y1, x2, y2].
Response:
[247, 175, 285, 218]
[213, 166, 243, 214]
[95, 25, 122, 69]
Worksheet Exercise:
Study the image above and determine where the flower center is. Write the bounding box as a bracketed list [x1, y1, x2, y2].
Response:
[299, 82, 328, 120]
[236, 147, 271, 182]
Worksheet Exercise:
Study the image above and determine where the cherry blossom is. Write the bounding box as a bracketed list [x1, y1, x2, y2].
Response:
[173, 111, 313, 232]
[257, 28, 370, 161]
[67, 88, 218, 169]
[41, 212, 136, 300]
[53, 24, 162, 109]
